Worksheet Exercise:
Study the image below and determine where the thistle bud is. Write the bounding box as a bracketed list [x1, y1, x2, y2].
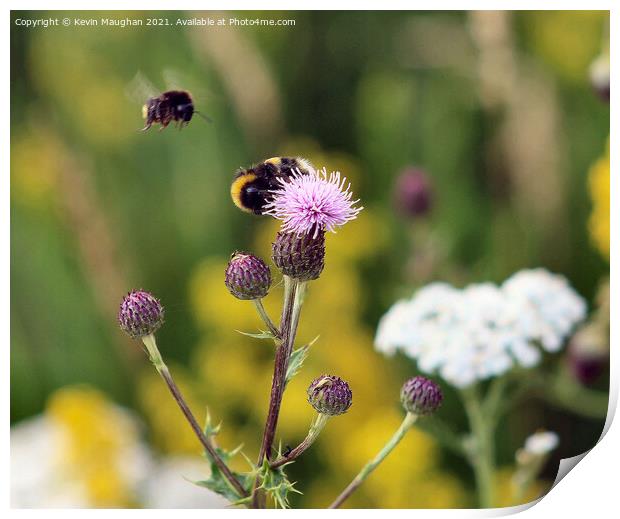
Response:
[400, 376, 443, 416]
[118, 289, 165, 339]
[568, 323, 608, 385]
[272, 230, 325, 281]
[394, 167, 433, 218]
[225, 252, 272, 300]
[307, 375, 352, 416]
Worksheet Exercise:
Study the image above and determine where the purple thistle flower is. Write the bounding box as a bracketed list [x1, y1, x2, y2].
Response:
[264, 168, 363, 238]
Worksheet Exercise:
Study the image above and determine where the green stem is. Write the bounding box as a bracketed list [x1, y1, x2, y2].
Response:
[270, 413, 330, 468]
[253, 298, 280, 338]
[462, 387, 495, 508]
[329, 412, 417, 509]
[141, 334, 248, 500]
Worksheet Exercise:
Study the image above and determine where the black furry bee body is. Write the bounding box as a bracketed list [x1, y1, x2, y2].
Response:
[141, 90, 195, 131]
[231, 157, 315, 215]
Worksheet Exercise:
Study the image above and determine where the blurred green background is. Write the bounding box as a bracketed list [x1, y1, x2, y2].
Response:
[11, 10, 609, 508]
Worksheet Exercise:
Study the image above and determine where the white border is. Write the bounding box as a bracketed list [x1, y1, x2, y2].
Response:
[3, 2, 616, 517]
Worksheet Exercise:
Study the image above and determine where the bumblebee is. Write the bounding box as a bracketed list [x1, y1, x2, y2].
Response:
[141, 90, 196, 131]
[128, 71, 211, 132]
[231, 157, 315, 214]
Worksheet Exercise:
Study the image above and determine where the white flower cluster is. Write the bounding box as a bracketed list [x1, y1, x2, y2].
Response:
[375, 269, 586, 388]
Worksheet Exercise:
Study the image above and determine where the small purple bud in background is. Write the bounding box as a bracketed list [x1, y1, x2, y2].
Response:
[307, 375, 352, 416]
[589, 54, 610, 103]
[400, 376, 443, 416]
[118, 289, 165, 339]
[272, 230, 325, 281]
[225, 252, 272, 300]
[568, 324, 608, 385]
[394, 167, 433, 218]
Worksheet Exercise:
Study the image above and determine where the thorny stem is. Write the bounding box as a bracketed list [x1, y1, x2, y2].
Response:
[141, 334, 248, 500]
[252, 276, 306, 507]
[462, 386, 495, 508]
[270, 413, 330, 469]
[253, 298, 281, 338]
[329, 412, 418, 509]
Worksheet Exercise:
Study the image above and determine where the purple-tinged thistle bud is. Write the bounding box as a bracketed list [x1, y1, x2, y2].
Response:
[118, 289, 165, 339]
[568, 324, 609, 386]
[400, 376, 443, 416]
[394, 167, 433, 218]
[307, 375, 352, 416]
[225, 252, 272, 300]
[272, 230, 325, 281]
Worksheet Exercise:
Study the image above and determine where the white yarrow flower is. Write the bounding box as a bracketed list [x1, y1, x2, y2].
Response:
[374, 268, 586, 388]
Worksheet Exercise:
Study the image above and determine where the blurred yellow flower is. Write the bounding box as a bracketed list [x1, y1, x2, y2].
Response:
[588, 140, 610, 260]
[523, 11, 607, 82]
[46, 386, 141, 507]
[11, 127, 63, 208]
[137, 368, 202, 456]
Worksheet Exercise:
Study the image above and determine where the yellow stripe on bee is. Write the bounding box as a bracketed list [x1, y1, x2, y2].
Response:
[230, 172, 257, 212]
[264, 157, 282, 166]
[142, 104, 148, 119]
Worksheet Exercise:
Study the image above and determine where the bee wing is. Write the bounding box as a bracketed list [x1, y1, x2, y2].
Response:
[162, 67, 216, 123]
[125, 71, 160, 104]
[162, 67, 213, 103]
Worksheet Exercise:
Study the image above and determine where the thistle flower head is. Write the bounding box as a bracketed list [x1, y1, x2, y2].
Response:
[307, 375, 352, 416]
[264, 168, 362, 238]
[225, 252, 271, 300]
[400, 376, 443, 416]
[118, 289, 164, 339]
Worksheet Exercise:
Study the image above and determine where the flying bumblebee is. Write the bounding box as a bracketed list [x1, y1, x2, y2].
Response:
[127, 71, 211, 132]
[141, 90, 197, 131]
[231, 157, 315, 215]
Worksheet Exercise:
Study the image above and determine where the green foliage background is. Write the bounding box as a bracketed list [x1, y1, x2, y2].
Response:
[11, 10, 609, 508]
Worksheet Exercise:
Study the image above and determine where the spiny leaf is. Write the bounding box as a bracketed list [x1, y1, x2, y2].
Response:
[204, 408, 222, 437]
[196, 411, 253, 503]
[285, 335, 319, 385]
[235, 329, 276, 340]
[257, 461, 303, 509]
[195, 471, 252, 504]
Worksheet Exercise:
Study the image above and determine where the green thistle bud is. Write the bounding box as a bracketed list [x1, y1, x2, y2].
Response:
[225, 252, 272, 300]
[307, 375, 352, 416]
[272, 230, 325, 281]
[400, 376, 443, 416]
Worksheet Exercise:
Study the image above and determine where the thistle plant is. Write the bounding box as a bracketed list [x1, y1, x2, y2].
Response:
[117, 161, 403, 509]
